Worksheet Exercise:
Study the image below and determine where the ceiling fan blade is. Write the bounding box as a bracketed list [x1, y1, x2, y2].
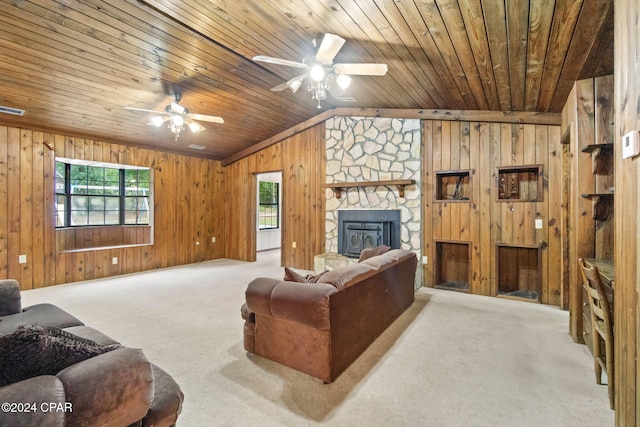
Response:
[315, 33, 345, 65]
[253, 55, 308, 69]
[333, 63, 388, 76]
[146, 116, 170, 126]
[125, 106, 168, 115]
[186, 120, 206, 133]
[270, 74, 305, 93]
[271, 81, 291, 92]
[189, 113, 224, 124]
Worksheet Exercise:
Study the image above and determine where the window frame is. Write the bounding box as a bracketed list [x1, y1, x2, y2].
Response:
[55, 158, 152, 228]
[258, 181, 280, 230]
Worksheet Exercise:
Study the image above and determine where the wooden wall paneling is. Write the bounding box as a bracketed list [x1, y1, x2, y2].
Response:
[594, 75, 615, 260]
[422, 120, 434, 288]
[432, 121, 443, 242]
[42, 133, 56, 287]
[31, 132, 45, 288]
[573, 79, 597, 339]
[1, 126, 224, 288]
[548, 125, 563, 306]
[448, 121, 460, 240]
[458, 122, 471, 242]
[6, 128, 21, 283]
[18, 129, 33, 289]
[614, 0, 639, 423]
[489, 123, 502, 296]
[523, 125, 537, 246]
[478, 123, 492, 295]
[0, 127, 7, 279]
[468, 122, 480, 293]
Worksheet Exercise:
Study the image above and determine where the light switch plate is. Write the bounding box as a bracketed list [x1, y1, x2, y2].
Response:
[622, 130, 640, 159]
[535, 219, 543, 229]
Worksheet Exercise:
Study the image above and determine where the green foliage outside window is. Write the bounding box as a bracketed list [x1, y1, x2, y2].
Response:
[55, 160, 151, 227]
[259, 181, 279, 229]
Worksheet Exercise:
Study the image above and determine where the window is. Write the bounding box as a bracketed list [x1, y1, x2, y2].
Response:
[55, 159, 151, 228]
[258, 181, 279, 229]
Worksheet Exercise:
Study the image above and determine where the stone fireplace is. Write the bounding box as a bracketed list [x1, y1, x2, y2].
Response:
[324, 116, 422, 287]
[338, 209, 400, 258]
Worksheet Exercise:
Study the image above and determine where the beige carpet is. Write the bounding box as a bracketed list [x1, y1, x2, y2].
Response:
[20, 251, 614, 426]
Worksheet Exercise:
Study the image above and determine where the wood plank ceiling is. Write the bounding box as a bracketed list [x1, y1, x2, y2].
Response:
[0, 0, 613, 161]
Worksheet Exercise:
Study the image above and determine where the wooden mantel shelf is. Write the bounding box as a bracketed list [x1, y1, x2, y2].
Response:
[324, 179, 416, 199]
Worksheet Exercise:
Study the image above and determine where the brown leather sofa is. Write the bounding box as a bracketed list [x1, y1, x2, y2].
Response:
[242, 249, 417, 383]
[0, 279, 183, 427]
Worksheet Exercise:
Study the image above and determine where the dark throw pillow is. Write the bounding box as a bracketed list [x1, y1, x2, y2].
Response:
[358, 245, 391, 262]
[0, 325, 122, 387]
[284, 267, 328, 283]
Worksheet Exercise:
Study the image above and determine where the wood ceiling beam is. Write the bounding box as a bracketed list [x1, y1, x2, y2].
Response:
[221, 108, 561, 166]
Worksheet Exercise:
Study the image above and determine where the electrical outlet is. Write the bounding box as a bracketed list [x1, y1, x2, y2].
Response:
[535, 219, 543, 229]
[422, 256, 428, 264]
[292, 241, 297, 248]
[211, 237, 216, 243]
[196, 241, 200, 246]
[112, 257, 118, 265]
[18, 255, 27, 264]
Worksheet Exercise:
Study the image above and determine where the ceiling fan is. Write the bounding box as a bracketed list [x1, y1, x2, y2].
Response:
[253, 33, 388, 108]
[125, 94, 224, 141]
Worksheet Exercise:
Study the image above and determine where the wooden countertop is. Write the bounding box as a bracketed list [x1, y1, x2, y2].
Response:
[584, 258, 614, 288]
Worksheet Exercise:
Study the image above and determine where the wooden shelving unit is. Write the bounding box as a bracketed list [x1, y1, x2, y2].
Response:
[324, 179, 416, 199]
[435, 170, 471, 202]
[496, 164, 543, 202]
[495, 243, 542, 303]
[582, 192, 614, 221]
[435, 241, 470, 293]
[581, 143, 613, 174]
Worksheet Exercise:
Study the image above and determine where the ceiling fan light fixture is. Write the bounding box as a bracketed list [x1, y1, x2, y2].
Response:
[171, 115, 184, 127]
[310, 64, 325, 82]
[188, 121, 206, 133]
[151, 116, 165, 127]
[336, 73, 352, 90]
[288, 78, 303, 93]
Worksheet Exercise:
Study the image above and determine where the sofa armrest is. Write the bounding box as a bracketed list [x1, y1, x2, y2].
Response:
[246, 278, 337, 330]
[0, 279, 21, 316]
[57, 348, 154, 427]
[0, 376, 66, 427]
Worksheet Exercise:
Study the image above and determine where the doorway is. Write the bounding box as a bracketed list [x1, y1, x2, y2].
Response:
[256, 172, 282, 252]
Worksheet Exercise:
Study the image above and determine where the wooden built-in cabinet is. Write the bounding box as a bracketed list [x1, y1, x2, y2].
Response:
[423, 119, 562, 305]
[435, 170, 471, 202]
[496, 165, 543, 202]
[562, 75, 615, 346]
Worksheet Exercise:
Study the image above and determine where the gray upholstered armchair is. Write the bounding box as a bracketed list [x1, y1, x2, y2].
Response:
[0, 279, 183, 427]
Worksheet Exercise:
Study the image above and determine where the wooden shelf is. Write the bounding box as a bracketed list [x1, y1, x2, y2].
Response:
[582, 143, 613, 174]
[581, 143, 614, 153]
[581, 193, 614, 199]
[324, 179, 416, 199]
[435, 170, 471, 202]
[582, 193, 614, 221]
[496, 164, 543, 202]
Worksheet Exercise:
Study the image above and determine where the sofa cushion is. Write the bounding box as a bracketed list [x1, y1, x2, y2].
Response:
[0, 325, 121, 387]
[63, 326, 120, 346]
[358, 245, 391, 262]
[317, 263, 378, 291]
[0, 279, 21, 317]
[0, 303, 84, 335]
[283, 267, 328, 283]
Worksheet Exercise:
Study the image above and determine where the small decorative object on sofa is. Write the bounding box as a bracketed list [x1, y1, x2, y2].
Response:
[0, 279, 184, 427]
[241, 248, 418, 383]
